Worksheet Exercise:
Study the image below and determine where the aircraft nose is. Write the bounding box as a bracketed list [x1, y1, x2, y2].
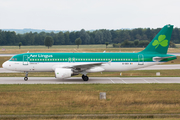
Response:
[2, 61, 8, 69]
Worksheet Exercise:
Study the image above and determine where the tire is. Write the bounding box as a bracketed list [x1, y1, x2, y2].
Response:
[82, 75, 85, 79]
[83, 76, 89, 81]
[24, 77, 28, 81]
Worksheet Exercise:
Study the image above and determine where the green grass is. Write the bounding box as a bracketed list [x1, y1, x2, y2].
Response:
[1, 84, 180, 92]
[1, 84, 180, 115]
[0, 44, 180, 54]
[0, 56, 11, 67]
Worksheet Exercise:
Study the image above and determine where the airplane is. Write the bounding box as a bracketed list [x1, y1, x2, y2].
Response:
[2, 24, 177, 81]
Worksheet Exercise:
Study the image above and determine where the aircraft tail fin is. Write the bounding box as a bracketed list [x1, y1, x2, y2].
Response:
[140, 24, 173, 54]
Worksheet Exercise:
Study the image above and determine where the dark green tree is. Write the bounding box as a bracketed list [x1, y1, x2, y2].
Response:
[79, 29, 90, 44]
[95, 31, 103, 44]
[75, 38, 82, 48]
[64, 31, 70, 45]
[169, 41, 176, 48]
[137, 40, 150, 47]
[69, 32, 76, 44]
[44, 36, 54, 49]
[105, 42, 109, 48]
[134, 39, 139, 47]
[19, 42, 22, 49]
[56, 32, 65, 45]
[102, 30, 112, 43]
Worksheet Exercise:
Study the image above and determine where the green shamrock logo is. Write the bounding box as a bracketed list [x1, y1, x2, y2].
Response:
[152, 35, 168, 49]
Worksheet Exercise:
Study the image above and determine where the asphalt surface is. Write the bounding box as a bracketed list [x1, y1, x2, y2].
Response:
[0, 77, 180, 84]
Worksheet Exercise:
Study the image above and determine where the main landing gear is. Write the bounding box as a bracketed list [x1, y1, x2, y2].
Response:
[82, 74, 89, 81]
[24, 72, 28, 81]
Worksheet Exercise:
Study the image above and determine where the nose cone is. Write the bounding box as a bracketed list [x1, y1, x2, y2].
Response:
[2, 61, 8, 69]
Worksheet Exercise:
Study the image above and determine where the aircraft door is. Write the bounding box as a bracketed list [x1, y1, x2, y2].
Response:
[72, 58, 75, 63]
[23, 55, 28, 65]
[68, 57, 71, 63]
[138, 54, 144, 65]
[68, 57, 75, 63]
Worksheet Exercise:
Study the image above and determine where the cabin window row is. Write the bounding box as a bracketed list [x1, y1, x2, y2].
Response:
[29, 58, 134, 61]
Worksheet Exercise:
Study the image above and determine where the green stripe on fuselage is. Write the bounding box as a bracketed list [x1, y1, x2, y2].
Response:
[9, 53, 176, 63]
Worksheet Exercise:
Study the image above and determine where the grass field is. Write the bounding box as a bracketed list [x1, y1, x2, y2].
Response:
[1, 84, 180, 115]
[0, 45, 180, 53]
[1, 117, 180, 120]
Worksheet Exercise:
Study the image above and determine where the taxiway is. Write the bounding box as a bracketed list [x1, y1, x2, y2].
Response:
[0, 77, 180, 84]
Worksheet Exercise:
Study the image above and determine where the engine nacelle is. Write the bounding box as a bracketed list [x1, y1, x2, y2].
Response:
[55, 68, 72, 79]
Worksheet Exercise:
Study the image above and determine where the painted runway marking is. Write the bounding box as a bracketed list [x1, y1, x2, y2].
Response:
[118, 77, 127, 84]
[154, 79, 161, 83]
[109, 78, 115, 83]
[121, 80, 127, 84]
[143, 79, 150, 83]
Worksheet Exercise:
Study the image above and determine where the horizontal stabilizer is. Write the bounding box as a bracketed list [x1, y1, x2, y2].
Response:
[153, 56, 176, 62]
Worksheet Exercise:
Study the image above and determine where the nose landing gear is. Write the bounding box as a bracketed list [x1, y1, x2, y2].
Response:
[24, 72, 28, 81]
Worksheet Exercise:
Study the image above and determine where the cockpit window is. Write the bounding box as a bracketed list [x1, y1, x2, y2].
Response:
[11, 58, 14, 61]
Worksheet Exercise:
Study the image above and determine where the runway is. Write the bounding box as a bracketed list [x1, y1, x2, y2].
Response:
[0, 77, 180, 84]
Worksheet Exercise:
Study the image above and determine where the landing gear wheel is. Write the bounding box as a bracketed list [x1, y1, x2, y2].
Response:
[82, 74, 85, 79]
[24, 77, 28, 81]
[24, 72, 28, 81]
[82, 75, 89, 81]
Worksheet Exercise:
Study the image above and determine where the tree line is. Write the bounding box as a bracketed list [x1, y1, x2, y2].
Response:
[0, 27, 179, 46]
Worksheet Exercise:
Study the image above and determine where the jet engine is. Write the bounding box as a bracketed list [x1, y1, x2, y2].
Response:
[55, 68, 72, 79]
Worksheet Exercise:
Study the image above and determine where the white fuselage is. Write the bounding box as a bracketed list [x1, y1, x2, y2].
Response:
[3, 61, 160, 72]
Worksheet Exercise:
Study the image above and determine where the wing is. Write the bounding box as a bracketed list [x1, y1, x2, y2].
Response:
[52, 62, 108, 73]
